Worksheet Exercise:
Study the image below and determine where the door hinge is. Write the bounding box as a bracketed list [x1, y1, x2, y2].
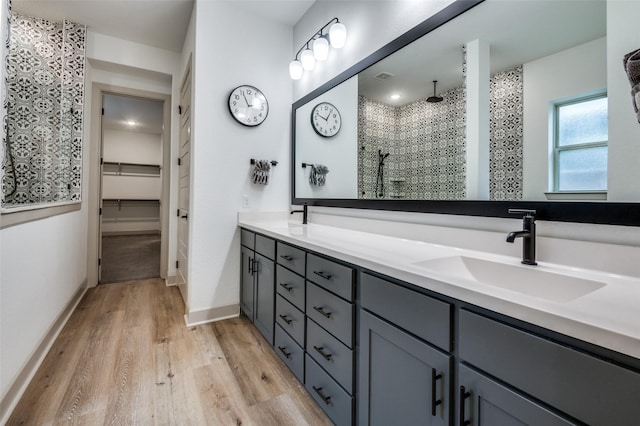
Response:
[100, 157, 104, 165]
[98, 258, 102, 266]
[99, 207, 102, 215]
[176, 260, 179, 269]
[101, 108, 105, 115]
[178, 157, 182, 166]
[177, 209, 180, 217]
[178, 105, 182, 114]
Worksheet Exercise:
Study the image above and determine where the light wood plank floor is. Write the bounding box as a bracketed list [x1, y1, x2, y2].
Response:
[8, 279, 332, 425]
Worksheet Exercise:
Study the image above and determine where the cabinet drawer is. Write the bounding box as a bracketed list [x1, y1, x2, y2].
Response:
[277, 242, 306, 276]
[361, 273, 452, 351]
[306, 254, 354, 301]
[275, 294, 305, 347]
[307, 319, 354, 394]
[241, 229, 255, 249]
[276, 265, 305, 311]
[306, 282, 354, 348]
[274, 325, 304, 383]
[459, 309, 640, 426]
[255, 234, 275, 260]
[305, 354, 353, 426]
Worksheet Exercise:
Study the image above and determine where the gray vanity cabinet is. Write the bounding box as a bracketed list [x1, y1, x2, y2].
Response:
[240, 230, 276, 345]
[459, 309, 640, 425]
[359, 273, 453, 426]
[458, 364, 574, 426]
[359, 310, 451, 426]
[240, 245, 255, 319]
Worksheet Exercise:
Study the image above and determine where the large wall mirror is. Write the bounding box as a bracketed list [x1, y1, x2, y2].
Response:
[292, 0, 640, 225]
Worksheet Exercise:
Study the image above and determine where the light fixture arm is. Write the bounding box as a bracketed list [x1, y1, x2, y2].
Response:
[293, 17, 340, 60]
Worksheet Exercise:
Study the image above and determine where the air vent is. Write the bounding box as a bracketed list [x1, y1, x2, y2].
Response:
[374, 72, 395, 80]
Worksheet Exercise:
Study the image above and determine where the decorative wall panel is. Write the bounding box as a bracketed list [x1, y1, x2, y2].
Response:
[1, 13, 86, 207]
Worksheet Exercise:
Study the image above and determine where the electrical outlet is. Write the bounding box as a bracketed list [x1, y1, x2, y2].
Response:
[242, 195, 249, 208]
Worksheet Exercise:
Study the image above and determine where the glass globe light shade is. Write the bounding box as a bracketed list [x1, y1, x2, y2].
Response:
[289, 60, 303, 80]
[300, 48, 315, 71]
[313, 36, 329, 61]
[329, 22, 347, 49]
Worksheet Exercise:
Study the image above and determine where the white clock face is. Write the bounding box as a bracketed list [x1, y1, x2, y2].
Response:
[228, 85, 269, 126]
[311, 102, 341, 137]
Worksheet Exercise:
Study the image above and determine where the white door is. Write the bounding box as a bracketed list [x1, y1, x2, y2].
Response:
[176, 65, 191, 303]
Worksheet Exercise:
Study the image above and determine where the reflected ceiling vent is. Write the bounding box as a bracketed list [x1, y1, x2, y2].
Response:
[374, 72, 395, 80]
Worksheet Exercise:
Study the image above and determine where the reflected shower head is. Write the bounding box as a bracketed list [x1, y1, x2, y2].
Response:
[427, 80, 443, 103]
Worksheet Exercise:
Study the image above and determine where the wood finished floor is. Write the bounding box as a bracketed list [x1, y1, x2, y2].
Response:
[8, 279, 331, 425]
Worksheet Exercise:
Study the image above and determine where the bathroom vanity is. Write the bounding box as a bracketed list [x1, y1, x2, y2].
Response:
[239, 217, 640, 426]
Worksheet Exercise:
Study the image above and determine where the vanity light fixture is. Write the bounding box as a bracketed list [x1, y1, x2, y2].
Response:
[289, 17, 347, 80]
[126, 120, 136, 126]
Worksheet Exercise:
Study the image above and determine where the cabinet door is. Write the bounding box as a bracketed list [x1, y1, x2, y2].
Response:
[359, 310, 450, 426]
[240, 245, 255, 320]
[254, 253, 275, 345]
[458, 364, 575, 426]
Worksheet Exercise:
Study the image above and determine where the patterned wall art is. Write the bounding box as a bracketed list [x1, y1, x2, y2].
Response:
[1, 13, 86, 207]
[357, 66, 524, 201]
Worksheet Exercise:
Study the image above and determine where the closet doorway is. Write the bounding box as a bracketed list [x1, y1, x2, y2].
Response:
[99, 93, 166, 284]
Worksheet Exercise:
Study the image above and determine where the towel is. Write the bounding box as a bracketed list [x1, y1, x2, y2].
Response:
[252, 160, 271, 185]
[309, 164, 329, 186]
[623, 48, 640, 123]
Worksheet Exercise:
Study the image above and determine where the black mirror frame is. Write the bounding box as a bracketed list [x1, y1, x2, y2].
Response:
[291, 0, 640, 226]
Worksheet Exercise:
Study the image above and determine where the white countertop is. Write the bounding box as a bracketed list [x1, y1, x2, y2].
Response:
[238, 215, 640, 360]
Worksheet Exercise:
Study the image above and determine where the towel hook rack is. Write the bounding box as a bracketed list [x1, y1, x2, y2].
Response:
[302, 162, 314, 168]
[250, 158, 278, 166]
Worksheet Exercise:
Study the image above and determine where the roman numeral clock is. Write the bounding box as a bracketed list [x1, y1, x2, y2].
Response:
[311, 102, 341, 137]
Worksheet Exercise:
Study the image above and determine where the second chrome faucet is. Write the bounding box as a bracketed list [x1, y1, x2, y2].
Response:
[506, 209, 537, 265]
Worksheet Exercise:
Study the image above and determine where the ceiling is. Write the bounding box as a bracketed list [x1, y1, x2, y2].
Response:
[359, 0, 606, 107]
[103, 94, 164, 134]
[13, 0, 315, 53]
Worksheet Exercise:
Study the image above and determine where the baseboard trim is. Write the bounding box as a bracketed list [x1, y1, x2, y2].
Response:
[0, 282, 87, 424]
[165, 275, 176, 286]
[184, 304, 239, 327]
[101, 230, 161, 236]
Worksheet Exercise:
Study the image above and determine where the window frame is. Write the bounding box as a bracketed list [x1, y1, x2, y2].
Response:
[552, 92, 608, 193]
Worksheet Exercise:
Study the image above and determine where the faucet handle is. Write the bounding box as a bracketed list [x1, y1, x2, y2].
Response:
[508, 208, 536, 218]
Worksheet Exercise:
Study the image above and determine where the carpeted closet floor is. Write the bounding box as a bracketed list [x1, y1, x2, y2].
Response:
[101, 233, 160, 284]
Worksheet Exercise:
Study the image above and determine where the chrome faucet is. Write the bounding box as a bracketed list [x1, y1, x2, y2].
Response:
[506, 209, 537, 265]
[290, 202, 308, 224]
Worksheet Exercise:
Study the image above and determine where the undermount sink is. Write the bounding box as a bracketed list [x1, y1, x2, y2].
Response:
[413, 256, 606, 302]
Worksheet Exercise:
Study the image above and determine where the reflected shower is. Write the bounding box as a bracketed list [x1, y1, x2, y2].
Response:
[427, 80, 444, 103]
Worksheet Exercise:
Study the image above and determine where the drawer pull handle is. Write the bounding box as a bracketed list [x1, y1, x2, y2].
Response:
[313, 345, 333, 361]
[459, 386, 471, 426]
[278, 346, 292, 359]
[313, 306, 332, 318]
[279, 282, 293, 292]
[280, 255, 294, 262]
[279, 314, 292, 325]
[313, 270, 333, 280]
[431, 368, 443, 416]
[312, 386, 332, 405]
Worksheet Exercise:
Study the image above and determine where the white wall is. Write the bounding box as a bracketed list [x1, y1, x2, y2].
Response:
[295, 75, 358, 198]
[523, 37, 606, 200]
[607, 0, 640, 201]
[0, 0, 88, 406]
[187, 1, 292, 318]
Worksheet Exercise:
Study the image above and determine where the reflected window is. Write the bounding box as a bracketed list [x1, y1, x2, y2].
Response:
[553, 94, 608, 192]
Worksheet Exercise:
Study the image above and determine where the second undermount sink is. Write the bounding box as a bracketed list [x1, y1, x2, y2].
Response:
[413, 255, 606, 302]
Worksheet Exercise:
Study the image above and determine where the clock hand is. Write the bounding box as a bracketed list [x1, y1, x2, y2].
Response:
[242, 92, 250, 107]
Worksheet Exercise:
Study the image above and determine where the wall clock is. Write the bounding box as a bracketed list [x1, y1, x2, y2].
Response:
[311, 102, 341, 137]
[228, 85, 269, 126]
